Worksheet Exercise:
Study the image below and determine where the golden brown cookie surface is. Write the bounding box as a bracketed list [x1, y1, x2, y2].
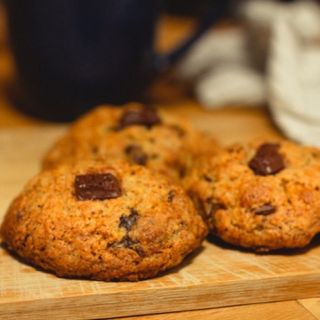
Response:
[185, 139, 320, 251]
[1, 161, 207, 281]
[43, 103, 216, 181]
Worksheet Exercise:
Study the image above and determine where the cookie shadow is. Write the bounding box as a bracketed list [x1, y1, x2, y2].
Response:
[206, 233, 320, 256]
[1, 241, 205, 282]
[159, 245, 205, 277]
[0, 242, 58, 276]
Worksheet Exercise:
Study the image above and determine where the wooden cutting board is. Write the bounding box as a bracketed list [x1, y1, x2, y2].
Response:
[1, 107, 320, 320]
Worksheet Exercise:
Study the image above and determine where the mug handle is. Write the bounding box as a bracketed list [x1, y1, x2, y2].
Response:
[153, 0, 231, 73]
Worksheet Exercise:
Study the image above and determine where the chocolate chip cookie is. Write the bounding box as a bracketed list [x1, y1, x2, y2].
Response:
[1, 161, 207, 281]
[185, 139, 320, 251]
[42, 103, 215, 181]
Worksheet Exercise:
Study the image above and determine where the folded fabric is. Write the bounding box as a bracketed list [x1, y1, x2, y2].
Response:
[268, 2, 320, 146]
[196, 64, 266, 108]
[177, 0, 320, 146]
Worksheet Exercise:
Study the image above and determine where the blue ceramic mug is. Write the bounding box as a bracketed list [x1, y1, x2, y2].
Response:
[5, 0, 229, 121]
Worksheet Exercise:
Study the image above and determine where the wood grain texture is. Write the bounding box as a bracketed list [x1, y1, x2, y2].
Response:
[1, 120, 320, 320]
[119, 301, 317, 320]
[300, 299, 320, 319]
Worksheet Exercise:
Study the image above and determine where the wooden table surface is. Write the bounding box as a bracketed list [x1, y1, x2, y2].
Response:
[0, 5, 320, 320]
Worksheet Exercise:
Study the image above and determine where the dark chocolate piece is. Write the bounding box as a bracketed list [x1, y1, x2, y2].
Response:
[118, 106, 161, 129]
[167, 190, 175, 202]
[118, 235, 145, 256]
[119, 235, 137, 248]
[119, 209, 139, 231]
[75, 173, 122, 201]
[249, 143, 285, 176]
[255, 204, 276, 215]
[125, 144, 148, 165]
[202, 197, 226, 218]
[202, 175, 213, 182]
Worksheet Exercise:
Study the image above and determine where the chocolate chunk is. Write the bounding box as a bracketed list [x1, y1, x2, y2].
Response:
[255, 204, 276, 215]
[208, 200, 226, 216]
[118, 236, 145, 256]
[124, 144, 148, 165]
[249, 143, 285, 176]
[118, 106, 161, 129]
[202, 175, 213, 182]
[202, 198, 226, 218]
[74, 173, 122, 201]
[134, 246, 146, 257]
[197, 198, 226, 228]
[119, 235, 137, 248]
[119, 209, 139, 231]
[167, 190, 175, 202]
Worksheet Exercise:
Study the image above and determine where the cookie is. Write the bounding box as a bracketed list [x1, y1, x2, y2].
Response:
[185, 139, 320, 251]
[0, 160, 207, 281]
[42, 103, 216, 182]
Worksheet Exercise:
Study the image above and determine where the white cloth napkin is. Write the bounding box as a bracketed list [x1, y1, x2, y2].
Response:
[177, 0, 320, 145]
[268, 1, 320, 145]
[176, 26, 266, 108]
